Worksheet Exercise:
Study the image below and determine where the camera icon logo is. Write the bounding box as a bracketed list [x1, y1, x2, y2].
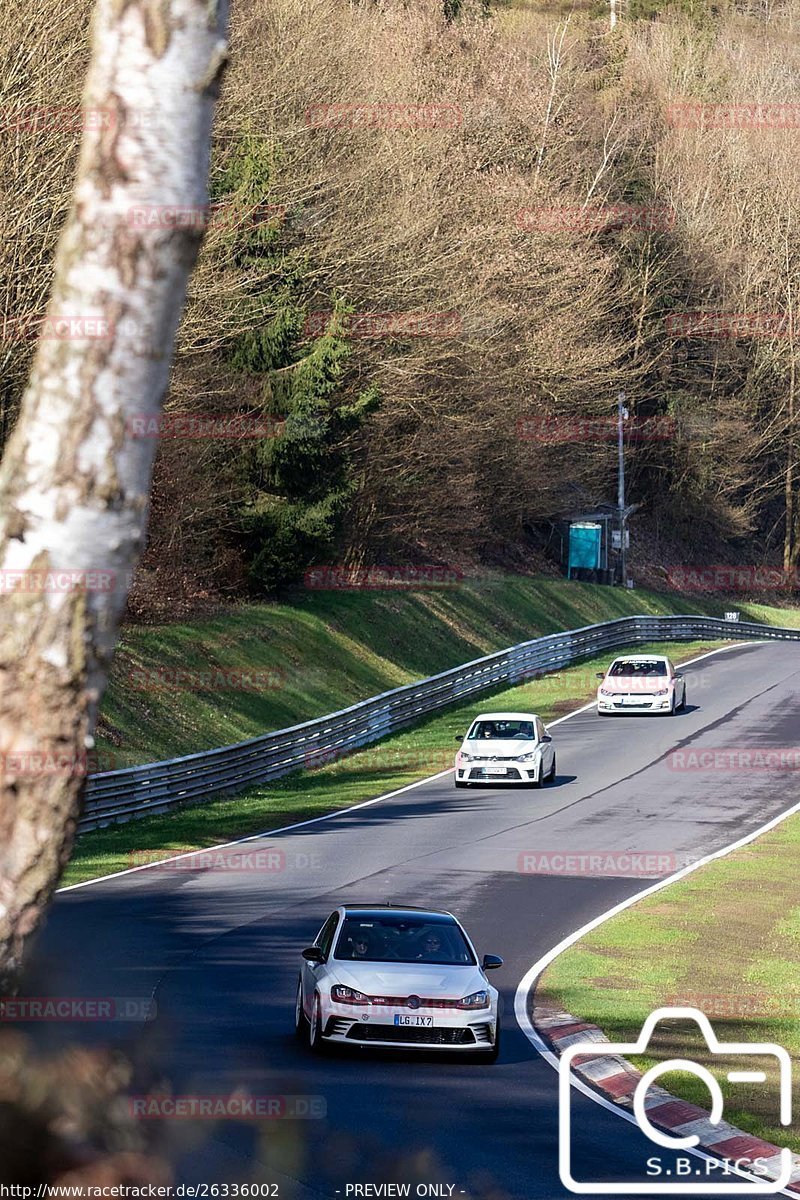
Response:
[559, 1006, 793, 1194]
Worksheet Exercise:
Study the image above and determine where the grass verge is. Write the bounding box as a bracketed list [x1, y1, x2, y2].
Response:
[97, 573, 795, 769]
[537, 804, 800, 1151]
[67, 638, 724, 887]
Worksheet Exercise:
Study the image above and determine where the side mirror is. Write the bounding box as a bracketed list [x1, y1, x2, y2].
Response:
[454, 736, 463, 744]
[675, 673, 683, 681]
[595, 672, 605, 680]
[482, 954, 503, 970]
[302, 946, 325, 964]
[541, 734, 552, 742]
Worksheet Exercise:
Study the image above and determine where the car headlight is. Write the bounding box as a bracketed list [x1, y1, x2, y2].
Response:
[457, 990, 490, 1010]
[331, 985, 370, 1005]
[655, 687, 669, 696]
[459, 751, 477, 763]
[599, 687, 613, 696]
[517, 750, 541, 762]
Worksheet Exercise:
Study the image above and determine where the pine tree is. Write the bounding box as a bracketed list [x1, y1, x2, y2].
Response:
[219, 135, 379, 591]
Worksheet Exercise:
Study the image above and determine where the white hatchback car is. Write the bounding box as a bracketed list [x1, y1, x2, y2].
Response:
[453, 711, 556, 788]
[596, 654, 687, 716]
[295, 905, 502, 1060]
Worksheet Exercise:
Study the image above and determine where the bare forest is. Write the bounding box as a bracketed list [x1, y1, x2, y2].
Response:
[3, 0, 800, 610]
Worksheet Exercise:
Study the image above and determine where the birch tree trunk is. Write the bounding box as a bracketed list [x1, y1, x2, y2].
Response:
[0, 0, 229, 989]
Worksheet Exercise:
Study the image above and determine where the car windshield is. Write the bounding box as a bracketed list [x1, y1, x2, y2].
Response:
[334, 916, 475, 965]
[608, 659, 667, 677]
[467, 719, 535, 740]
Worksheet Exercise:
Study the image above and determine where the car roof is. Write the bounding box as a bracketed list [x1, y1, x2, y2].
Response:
[611, 654, 669, 661]
[340, 904, 457, 922]
[469, 712, 539, 722]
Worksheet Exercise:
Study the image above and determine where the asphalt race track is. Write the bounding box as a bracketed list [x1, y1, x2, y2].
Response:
[21, 641, 800, 1199]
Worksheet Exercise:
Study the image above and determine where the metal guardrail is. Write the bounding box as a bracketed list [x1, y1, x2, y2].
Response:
[80, 613, 800, 831]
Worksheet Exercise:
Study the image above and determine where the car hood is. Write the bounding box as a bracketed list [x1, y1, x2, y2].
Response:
[600, 676, 670, 693]
[460, 738, 540, 757]
[331, 962, 486, 998]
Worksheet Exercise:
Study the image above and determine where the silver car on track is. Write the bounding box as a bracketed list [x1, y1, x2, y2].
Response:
[596, 654, 687, 715]
[295, 904, 503, 1060]
[454, 711, 556, 788]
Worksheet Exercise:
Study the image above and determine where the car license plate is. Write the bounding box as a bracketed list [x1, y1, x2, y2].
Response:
[394, 1015, 433, 1026]
[621, 696, 640, 705]
[486, 766, 506, 775]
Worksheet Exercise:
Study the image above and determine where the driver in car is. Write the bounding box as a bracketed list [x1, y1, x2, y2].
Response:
[416, 930, 449, 961]
[351, 933, 372, 959]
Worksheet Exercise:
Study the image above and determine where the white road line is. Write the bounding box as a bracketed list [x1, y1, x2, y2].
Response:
[58, 639, 757, 894]
[514, 640, 799, 1196]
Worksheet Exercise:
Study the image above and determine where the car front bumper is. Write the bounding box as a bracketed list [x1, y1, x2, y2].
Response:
[320, 1012, 497, 1050]
[454, 761, 540, 783]
[597, 693, 673, 713]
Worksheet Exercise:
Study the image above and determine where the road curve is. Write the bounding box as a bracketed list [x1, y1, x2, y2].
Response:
[21, 641, 800, 1198]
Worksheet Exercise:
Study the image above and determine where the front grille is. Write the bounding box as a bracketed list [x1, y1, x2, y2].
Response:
[468, 767, 522, 781]
[346, 1024, 476, 1046]
[470, 755, 522, 762]
[365, 996, 463, 1009]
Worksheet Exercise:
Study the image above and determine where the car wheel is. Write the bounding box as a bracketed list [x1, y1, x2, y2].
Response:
[309, 994, 325, 1054]
[668, 695, 677, 716]
[680, 687, 687, 710]
[294, 977, 307, 1038]
[547, 754, 557, 782]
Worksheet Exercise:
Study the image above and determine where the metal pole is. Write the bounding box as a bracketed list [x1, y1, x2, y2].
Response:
[618, 393, 626, 585]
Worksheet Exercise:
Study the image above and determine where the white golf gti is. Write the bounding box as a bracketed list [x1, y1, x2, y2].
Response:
[454, 711, 556, 788]
[596, 653, 687, 715]
[295, 905, 503, 1059]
